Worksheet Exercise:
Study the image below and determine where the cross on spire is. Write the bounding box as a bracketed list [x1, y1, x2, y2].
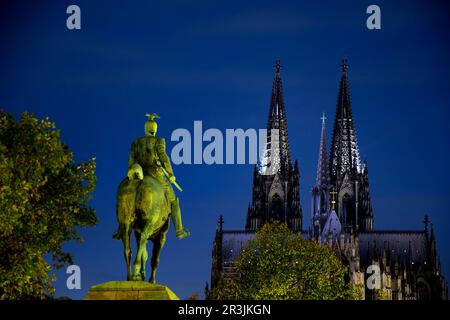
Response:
[424, 214, 429, 233]
[218, 215, 224, 231]
[274, 58, 282, 75]
[341, 58, 348, 73]
[330, 190, 337, 211]
[321, 112, 327, 125]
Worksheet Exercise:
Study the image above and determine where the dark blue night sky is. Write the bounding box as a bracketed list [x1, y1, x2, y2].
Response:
[1, 0, 449, 299]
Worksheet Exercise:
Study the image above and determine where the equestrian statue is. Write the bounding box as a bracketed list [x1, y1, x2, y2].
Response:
[113, 113, 190, 283]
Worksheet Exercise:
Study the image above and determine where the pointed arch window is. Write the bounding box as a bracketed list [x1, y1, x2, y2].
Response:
[270, 194, 283, 221]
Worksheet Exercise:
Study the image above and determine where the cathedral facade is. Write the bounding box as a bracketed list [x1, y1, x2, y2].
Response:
[209, 59, 448, 300]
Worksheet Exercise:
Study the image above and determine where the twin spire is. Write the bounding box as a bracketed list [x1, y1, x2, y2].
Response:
[329, 59, 361, 180]
[263, 58, 359, 184]
[315, 58, 361, 186]
[260, 58, 291, 176]
[248, 58, 302, 231]
[257, 58, 371, 233]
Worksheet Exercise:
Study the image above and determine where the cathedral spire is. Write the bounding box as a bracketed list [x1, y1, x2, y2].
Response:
[329, 58, 361, 181]
[260, 58, 291, 177]
[250, 59, 302, 231]
[316, 112, 330, 187]
[311, 112, 331, 225]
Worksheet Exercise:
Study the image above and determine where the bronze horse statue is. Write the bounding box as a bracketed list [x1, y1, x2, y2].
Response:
[113, 114, 189, 283]
[113, 168, 171, 282]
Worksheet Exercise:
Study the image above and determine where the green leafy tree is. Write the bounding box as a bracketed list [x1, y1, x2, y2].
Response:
[0, 111, 97, 299]
[211, 221, 360, 300]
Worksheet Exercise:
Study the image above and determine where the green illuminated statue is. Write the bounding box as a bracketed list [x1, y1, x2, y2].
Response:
[113, 114, 190, 283]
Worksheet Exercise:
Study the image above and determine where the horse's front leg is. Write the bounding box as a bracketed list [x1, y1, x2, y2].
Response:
[140, 242, 148, 281]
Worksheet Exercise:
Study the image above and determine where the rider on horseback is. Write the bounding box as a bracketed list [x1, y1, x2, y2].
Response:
[127, 113, 190, 239]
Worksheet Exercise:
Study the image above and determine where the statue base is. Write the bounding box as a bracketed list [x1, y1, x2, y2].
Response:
[84, 281, 180, 300]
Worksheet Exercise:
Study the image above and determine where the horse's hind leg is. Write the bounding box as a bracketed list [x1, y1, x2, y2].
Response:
[140, 235, 148, 281]
[149, 221, 169, 284]
[124, 226, 132, 280]
[132, 220, 154, 281]
[116, 178, 138, 281]
[132, 231, 143, 281]
[115, 222, 133, 281]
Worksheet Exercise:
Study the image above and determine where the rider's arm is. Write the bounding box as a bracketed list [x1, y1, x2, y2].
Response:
[127, 140, 143, 180]
[156, 138, 174, 177]
[128, 141, 137, 169]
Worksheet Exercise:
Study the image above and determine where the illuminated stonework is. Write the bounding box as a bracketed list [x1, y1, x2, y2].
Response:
[247, 59, 302, 232]
[209, 60, 448, 301]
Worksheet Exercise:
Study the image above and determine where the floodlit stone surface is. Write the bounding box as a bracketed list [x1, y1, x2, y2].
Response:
[84, 281, 179, 300]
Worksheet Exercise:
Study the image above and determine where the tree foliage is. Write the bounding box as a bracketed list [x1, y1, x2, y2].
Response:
[211, 221, 360, 300]
[0, 111, 97, 299]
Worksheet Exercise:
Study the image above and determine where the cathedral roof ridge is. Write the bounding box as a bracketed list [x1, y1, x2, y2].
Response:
[221, 229, 256, 234]
[362, 230, 425, 234]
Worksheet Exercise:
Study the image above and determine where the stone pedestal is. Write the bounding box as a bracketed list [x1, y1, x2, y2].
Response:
[84, 281, 179, 300]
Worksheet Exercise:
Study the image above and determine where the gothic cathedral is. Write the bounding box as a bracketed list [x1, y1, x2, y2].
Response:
[209, 59, 447, 300]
